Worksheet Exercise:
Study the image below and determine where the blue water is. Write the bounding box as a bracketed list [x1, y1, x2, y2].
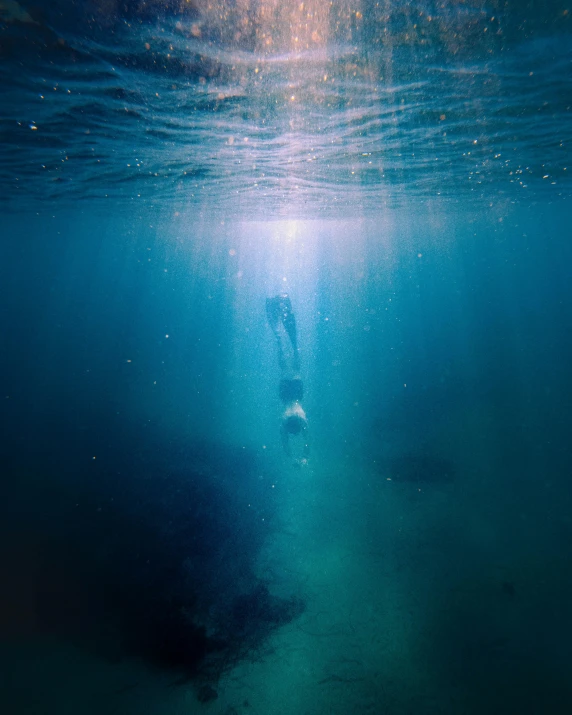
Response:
[1, 2, 572, 714]
[2, 0, 571, 213]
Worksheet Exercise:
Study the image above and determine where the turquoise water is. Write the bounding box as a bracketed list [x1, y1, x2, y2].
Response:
[1, 2, 572, 714]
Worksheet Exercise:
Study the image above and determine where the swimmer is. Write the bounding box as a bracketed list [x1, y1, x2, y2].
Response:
[266, 295, 309, 461]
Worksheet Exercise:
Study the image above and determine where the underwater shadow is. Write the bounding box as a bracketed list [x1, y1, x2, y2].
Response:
[0, 427, 304, 684]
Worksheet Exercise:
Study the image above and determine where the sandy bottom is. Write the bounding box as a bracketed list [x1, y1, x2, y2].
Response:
[2, 441, 571, 715]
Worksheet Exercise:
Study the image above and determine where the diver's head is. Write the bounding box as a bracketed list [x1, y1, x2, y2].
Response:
[285, 414, 303, 435]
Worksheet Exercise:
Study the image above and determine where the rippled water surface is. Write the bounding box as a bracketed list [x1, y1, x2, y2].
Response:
[1, 0, 571, 216]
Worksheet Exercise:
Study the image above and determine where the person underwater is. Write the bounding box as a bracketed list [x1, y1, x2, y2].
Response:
[266, 294, 309, 462]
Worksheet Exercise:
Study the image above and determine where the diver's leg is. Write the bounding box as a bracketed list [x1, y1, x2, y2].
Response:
[278, 295, 300, 370]
[277, 295, 297, 348]
[282, 310, 298, 353]
[266, 296, 281, 335]
[267, 296, 288, 371]
[276, 336, 287, 372]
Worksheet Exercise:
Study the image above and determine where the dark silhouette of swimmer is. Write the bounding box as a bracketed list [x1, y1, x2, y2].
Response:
[266, 295, 309, 461]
